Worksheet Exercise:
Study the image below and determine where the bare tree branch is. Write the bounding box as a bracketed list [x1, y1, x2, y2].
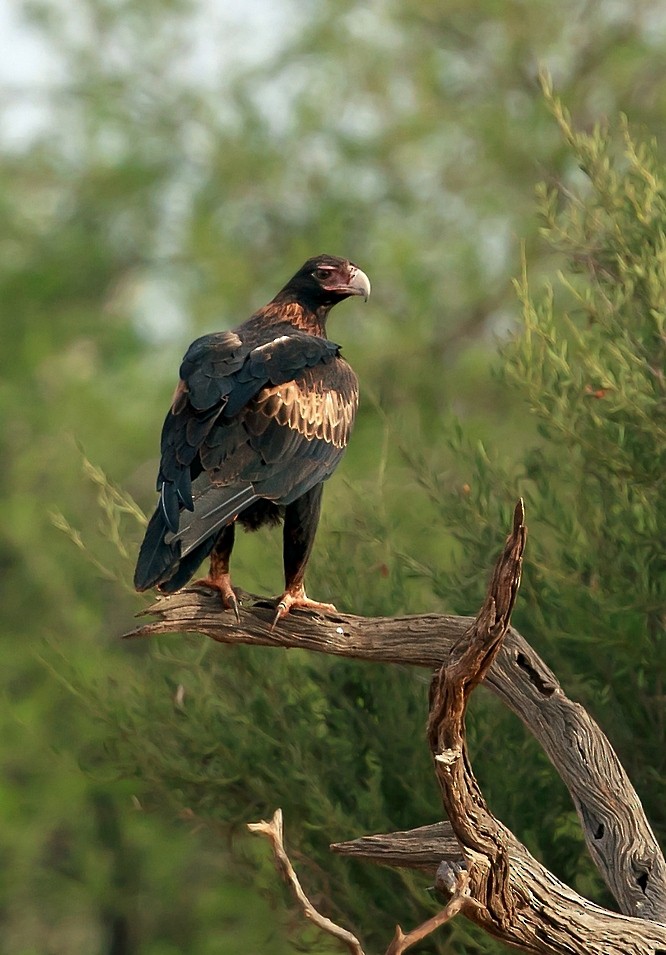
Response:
[426, 499, 527, 931]
[410, 500, 666, 953]
[248, 809, 366, 955]
[125, 574, 666, 921]
[122, 497, 666, 954]
[331, 822, 461, 870]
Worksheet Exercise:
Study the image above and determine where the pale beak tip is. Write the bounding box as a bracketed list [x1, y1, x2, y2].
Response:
[352, 267, 371, 302]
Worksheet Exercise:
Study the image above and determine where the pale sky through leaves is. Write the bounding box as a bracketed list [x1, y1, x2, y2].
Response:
[0, 0, 294, 147]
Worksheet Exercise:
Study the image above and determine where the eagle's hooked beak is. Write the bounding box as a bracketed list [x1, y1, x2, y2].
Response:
[345, 266, 371, 302]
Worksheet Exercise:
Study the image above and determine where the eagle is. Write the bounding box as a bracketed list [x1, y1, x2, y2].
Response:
[134, 254, 370, 626]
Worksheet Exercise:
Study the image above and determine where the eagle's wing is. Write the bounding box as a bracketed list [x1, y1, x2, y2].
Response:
[172, 357, 358, 556]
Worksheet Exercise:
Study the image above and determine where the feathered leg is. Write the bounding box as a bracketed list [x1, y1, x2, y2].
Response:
[193, 522, 241, 621]
[272, 483, 336, 628]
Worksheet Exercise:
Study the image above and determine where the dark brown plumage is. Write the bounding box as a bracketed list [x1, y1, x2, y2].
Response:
[134, 254, 370, 624]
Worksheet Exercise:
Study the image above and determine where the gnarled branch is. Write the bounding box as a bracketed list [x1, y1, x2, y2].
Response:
[242, 503, 666, 952]
[125, 570, 666, 921]
[331, 821, 461, 871]
[425, 499, 527, 930]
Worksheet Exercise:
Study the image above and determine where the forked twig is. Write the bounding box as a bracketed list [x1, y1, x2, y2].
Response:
[250, 809, 479, 955]
[385, 865, 483, 955]
[248, 809, 366, 955]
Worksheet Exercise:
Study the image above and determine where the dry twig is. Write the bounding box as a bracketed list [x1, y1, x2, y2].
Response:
[248, 809, 366, 955]
[384, 864, 484, 955]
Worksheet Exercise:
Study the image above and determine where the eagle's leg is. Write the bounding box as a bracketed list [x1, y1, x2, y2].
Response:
[272, 484, 336, 628]
[193, 523, 241, 622]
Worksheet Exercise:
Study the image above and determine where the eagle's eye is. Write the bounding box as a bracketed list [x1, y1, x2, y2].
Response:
[314, 266, 334, 281]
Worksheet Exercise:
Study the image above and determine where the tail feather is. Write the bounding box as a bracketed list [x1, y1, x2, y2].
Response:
[171, 483, 258, 558]
[134, 508, 178, 591]
[135, 481, 259, 593]
[156, 537, 217, 594]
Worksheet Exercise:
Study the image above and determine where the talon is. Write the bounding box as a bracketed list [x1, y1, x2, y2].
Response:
[192, 575, 241, 621]
[228, 591, 241, 624]
[271, 588, 337, 629]
[270, 602, 287, 632]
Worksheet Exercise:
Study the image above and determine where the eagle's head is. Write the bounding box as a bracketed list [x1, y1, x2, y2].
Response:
[281, 255, 371, 310]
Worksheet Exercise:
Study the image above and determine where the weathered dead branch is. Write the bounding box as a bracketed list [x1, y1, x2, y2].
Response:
[240, 502, 666, 952]
[425, 498, 526, 931]
[331, 822, 461, 871]
[125, 566, 666, 921]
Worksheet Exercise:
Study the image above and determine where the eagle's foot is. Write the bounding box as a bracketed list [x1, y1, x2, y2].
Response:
[192, 574, 241, 623]
[271, 586, 337, 630]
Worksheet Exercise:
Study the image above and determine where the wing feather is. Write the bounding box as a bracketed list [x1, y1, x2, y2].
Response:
[250, 360, 358, 450]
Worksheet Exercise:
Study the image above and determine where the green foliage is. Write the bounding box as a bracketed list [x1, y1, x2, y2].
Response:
[88, 643, 440, 941]
[417, 88, 666, 910]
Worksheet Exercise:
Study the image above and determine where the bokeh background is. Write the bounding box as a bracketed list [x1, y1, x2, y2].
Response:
[3, 1, 666, 952]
